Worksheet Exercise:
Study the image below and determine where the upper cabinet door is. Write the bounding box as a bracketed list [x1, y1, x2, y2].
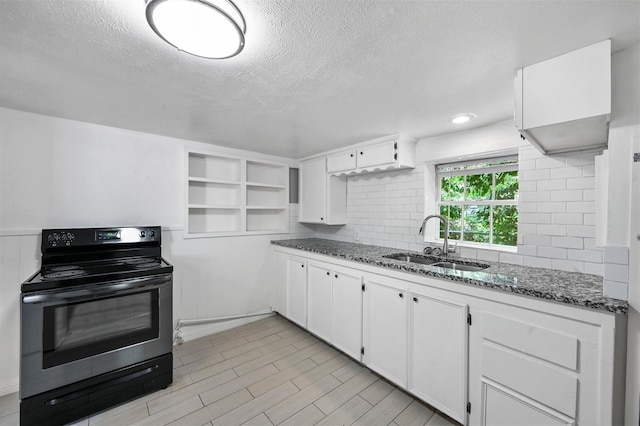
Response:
[357, 140, 396, 169]
[327, 150, 357, 173]
[299, 156, 327, 223]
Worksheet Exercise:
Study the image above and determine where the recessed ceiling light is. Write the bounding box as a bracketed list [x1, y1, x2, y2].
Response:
[450, 113, 477, 124]
[146, 0, 246, 59]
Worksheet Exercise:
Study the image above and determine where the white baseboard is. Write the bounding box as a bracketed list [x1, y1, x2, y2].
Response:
[0, 382, 18, 397]
[176, 313, 275, 343]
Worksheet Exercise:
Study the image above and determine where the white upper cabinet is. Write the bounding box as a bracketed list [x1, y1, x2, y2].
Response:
[326, 135, 416, 176]
[514, 40, 611, 155]
[299, 156, 347, 225]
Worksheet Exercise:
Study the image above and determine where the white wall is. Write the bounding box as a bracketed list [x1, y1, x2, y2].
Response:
[0, 108, 307, 395]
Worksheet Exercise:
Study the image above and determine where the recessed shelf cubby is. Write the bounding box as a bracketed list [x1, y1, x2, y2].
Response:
[186, 150, 289, 237]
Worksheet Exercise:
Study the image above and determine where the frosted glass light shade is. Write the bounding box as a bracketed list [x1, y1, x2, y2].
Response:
[146, 0, 246, 59]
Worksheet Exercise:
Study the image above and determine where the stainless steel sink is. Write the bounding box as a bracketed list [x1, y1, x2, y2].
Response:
[431, 261, 489, 272]
[383, 254, 438, 265]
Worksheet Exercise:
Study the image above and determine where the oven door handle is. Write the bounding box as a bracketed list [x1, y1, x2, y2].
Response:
[22, 275, 171, 304]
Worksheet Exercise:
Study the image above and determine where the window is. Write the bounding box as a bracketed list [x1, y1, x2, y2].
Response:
[437, 156, 518, 247]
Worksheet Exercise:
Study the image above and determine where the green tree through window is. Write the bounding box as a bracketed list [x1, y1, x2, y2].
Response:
[437, 158, 518, 247]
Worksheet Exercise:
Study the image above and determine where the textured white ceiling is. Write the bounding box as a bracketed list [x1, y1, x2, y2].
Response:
[1, 0, 639, 158]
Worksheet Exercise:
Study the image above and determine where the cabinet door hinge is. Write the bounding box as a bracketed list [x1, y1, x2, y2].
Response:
[361, 347, 365, 355]
[467, 313, 472, 326]
[467, 402, 471, 414]
[394, 141, 398, 150]
[394, 153, 398, 160]
[362, 283, 365, 292]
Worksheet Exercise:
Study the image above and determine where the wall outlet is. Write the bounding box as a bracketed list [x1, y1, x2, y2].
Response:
[354, 230, 360, 241]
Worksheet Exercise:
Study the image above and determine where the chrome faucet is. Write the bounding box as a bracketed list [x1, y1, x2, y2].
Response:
[419, 214, 450, 256]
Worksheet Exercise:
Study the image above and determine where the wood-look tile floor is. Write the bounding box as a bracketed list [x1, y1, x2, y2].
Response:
[0, 315, 458, 426]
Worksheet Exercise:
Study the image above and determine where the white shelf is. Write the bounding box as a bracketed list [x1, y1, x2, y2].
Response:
[185, 150, 289, 237]
[188, 177, 241, 185]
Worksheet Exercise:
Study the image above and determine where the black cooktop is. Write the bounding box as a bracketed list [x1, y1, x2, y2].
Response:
[21, 226, 173, 293]
[22, 257, 173, 293]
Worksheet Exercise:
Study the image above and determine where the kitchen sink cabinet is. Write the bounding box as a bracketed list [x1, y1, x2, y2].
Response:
[363, 278, 409, 388]
[298, 156, 347, 224]
[408, 292, 469, 424]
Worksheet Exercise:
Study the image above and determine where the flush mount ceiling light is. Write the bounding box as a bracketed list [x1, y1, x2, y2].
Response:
[145, 0, 246, 59]
[450, 113, 477, 124]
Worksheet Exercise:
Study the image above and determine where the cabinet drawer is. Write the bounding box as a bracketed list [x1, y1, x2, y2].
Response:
[482, 313, 578, 370]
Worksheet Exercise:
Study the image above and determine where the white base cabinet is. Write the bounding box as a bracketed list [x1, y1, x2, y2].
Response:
[271, 246, 625, 426]
[363, 278, 408, 388]
[409, 293, 468, 424]
[286, 256, 307, 328]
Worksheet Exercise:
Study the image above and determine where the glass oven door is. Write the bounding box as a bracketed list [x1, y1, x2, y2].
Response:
[42, 289, 160, 368]
[20, 274, 172, 399]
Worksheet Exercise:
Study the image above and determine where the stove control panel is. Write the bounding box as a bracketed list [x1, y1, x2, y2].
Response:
[42, 226, 161, 250]
[46, 232, 76, 247]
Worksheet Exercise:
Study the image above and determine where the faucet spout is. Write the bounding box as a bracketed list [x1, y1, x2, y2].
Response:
[419, 214, 450, 256]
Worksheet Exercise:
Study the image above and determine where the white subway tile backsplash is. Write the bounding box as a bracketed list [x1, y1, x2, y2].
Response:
[604, 246, 629, 265]
[566, 225, 595, 238]
[536, 202, 566, 213]
[567, 249, 602, 263]
[603, 280, 628, 300]
[582, 165, 596, 177]
[476, 250, 500, 262]
[537, 246, 568, 259]
[535, 156, 567, 169]
[520, 213, 551, 224]
[551, 214, 583, 225]
[499, 253, 524, 265]
[315, 148, 604, 277]
[551, 259, 585, 273]
[537, 179, 567, 191]
[604, 263, 629, 283]
[566, 177, 595, 189]
[550, 167, 583, 179]
[520, 191, 551, 202]
[518, 245, 537, 256]
[550, 189, 583, 202]
[551, 236, 584, 249]
[521, 169, 551, 181]
[536, 224, 567, 236]
[519, 181, 537, 192]
[567, 201, 595, 213]
[585, 263, 604, 276]
[523, 256, 552, 269]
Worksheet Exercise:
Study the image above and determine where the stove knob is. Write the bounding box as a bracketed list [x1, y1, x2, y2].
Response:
[150, 230, 156, 238]
[140, 231, 146, 238]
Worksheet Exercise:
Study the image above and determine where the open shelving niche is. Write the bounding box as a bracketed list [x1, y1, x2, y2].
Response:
[186, 151, 289, 237]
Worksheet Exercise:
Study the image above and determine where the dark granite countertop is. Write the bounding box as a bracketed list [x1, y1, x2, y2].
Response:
[272, 238, 628, 315]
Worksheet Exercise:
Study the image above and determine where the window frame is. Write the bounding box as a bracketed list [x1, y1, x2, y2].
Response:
[435, 156, 519, 249]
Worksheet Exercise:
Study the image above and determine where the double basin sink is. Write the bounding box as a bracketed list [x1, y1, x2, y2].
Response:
[383, 253, 489, 272]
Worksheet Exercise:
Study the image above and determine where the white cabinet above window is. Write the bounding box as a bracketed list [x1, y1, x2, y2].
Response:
[326, 135, 416, 176]
[185, 150, 289, 237]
